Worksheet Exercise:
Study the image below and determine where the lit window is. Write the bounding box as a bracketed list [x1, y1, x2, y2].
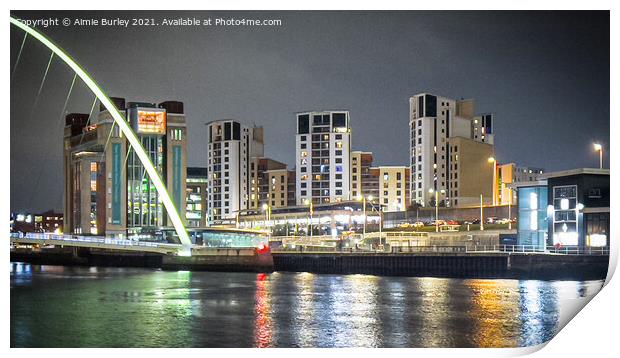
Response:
[530, 192, 538, 210]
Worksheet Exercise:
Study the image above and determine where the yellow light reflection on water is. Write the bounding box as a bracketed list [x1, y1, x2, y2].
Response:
[415, 277, 452, 347]
[466, 279, 520, 348]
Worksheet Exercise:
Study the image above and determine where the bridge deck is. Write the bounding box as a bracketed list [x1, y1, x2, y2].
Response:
[10, 233, 181, 255]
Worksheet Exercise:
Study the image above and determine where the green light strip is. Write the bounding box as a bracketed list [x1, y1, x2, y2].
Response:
[10, 17, 192, 256]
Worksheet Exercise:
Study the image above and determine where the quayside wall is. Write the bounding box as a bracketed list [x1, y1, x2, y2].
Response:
[271, 252, 609, 280]
[10, 247, 609, 280]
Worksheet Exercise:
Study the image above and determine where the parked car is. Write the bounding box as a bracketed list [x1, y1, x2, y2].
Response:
[486, 216, 499, 224]
[398, 222, 424, 229]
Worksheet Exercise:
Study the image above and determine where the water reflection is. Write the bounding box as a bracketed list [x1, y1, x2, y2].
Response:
[10, 264, 605, 348]
[253, 273, 272, 347]
[340, 275, 381, 347]
[293, 272, 317, 347]
[466, 279, 521, 347]
[416, 278, 452, 347]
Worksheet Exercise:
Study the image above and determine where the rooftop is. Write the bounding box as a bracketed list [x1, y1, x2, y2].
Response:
[539, 168, 609, 179]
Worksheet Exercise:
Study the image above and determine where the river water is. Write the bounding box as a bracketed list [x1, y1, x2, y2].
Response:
[10, 262, 604, 348]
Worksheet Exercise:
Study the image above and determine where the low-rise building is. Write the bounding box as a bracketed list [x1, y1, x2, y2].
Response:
[512, 168, 609, 251]
[498, 163, 545, 206]
[238, 200, 380, 236]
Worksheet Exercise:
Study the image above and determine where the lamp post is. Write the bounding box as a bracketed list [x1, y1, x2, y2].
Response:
[357, 194, 374, 240]
[488, 157, 497, 206]
[262, 203, 271, 232]
[368, 199, 383, 248]
[594, 143, 603, 169]
[480, 194, 484, 231]
[508, 188, 512, 230]
[429, 188, 445, 233]
[304, 199, 313, 239]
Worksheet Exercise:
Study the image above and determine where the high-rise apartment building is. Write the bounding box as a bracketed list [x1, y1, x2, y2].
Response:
[63, 97, 187, 237]
[295, 111, 351, 205]
[409, 93, 495, 207]
[472, 114, 495, 144]
[206, 120, 264, 223]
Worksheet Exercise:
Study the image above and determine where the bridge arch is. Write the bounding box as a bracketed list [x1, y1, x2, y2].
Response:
[10, 17, 192, 255]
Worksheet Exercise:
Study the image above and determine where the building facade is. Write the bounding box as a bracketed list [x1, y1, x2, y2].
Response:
[350, 151, 409, 212]
[409, 93, 495, 208]
[375, 166, 410, 212]
[446, 136, 494, 207]
[249, 157, 288, 209]
[265, 168, 296, 208]
[295, 111, 351, 205]
[10, 211, 63, 234]
[63, 97, 187, 237]
[350, 151, 374, 200]
[238, 200, 380, 237]
[186, 167, 208, 227]
[498, 163, 545, 206]
[512, 168, 609, 250]
[206, 120, 264, 223]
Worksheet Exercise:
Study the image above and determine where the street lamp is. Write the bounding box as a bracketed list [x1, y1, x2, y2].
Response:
[480, 194, 484, 231]
[429, 188, 445, 233]
[262, 203, 271, 231]
[357, 194, 375, 240]
[488, 156, 497, 206]
[508, 187, 513, 230]
[594, 143, 603, 169]
[304, 199, 313, 238]
[367, 198, 383, 248]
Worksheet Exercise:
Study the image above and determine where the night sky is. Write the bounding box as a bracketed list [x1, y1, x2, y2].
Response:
[10, 11, 609, 213]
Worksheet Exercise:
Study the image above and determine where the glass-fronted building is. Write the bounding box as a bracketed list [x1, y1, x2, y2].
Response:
[513, 168, 609, 251]
[63, 97, 188, 238]
[545, 169, 610, 248]
[515, 182, 548, 249]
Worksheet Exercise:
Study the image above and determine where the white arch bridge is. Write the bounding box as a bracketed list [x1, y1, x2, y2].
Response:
[10, 17, 192, 255]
